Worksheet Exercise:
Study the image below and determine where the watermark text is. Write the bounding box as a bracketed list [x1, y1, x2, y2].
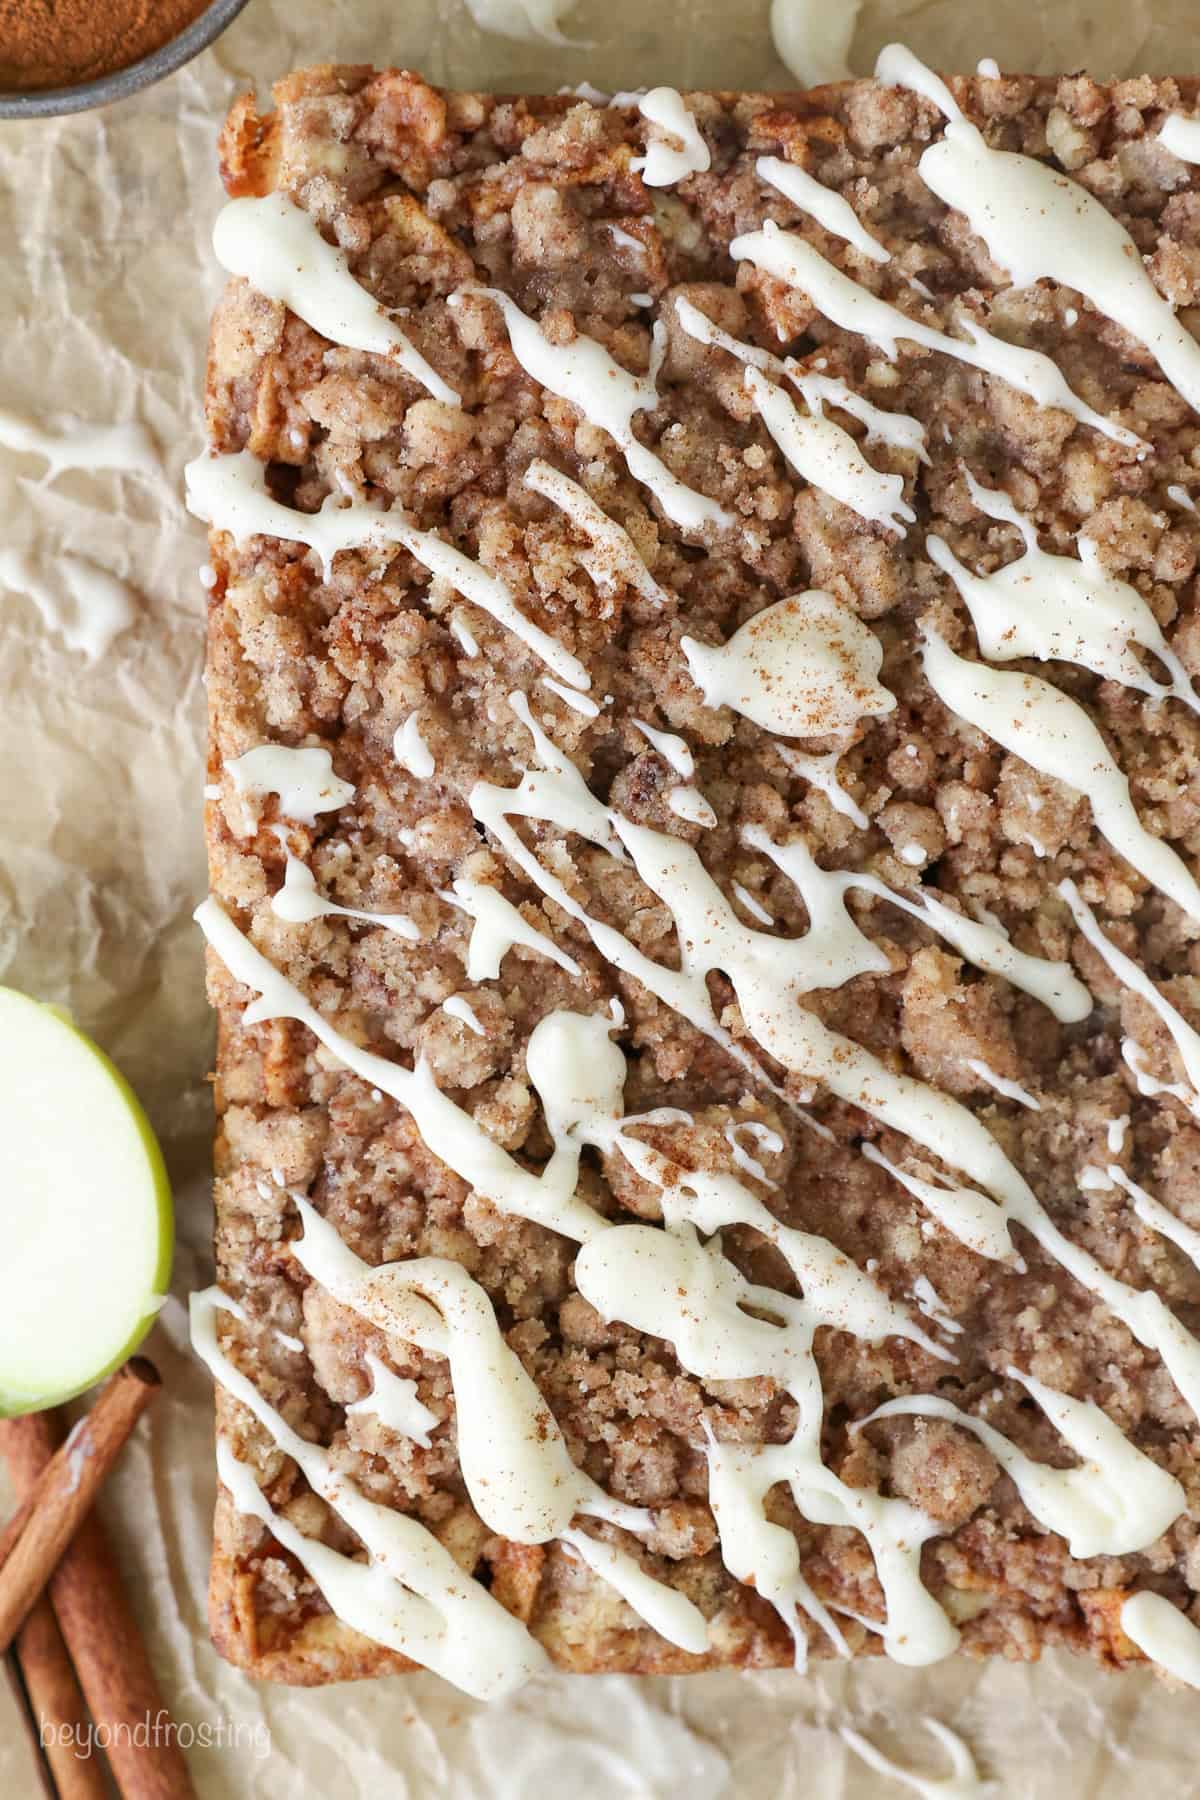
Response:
[40, 1709, 271, 1762]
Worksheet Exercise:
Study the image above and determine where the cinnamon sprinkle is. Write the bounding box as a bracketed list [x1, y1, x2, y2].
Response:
[0, 0, 211, 93]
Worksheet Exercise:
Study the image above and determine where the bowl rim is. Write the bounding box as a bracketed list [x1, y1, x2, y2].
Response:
[0, 0, 252, 119]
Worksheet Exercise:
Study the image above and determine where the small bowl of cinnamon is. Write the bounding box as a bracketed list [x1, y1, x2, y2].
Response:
[0, 0, 251, 118]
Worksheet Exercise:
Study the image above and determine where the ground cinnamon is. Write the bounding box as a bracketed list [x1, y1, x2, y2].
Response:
[0, 0, 212, 93]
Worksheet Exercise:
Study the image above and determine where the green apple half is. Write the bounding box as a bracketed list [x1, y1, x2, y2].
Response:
[0, 987, 173, 1415]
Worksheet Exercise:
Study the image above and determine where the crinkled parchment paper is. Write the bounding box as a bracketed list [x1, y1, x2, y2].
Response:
[2, 2, 1199, 1793]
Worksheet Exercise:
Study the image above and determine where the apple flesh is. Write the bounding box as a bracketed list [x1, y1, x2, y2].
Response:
[0, 987, 173, 1415]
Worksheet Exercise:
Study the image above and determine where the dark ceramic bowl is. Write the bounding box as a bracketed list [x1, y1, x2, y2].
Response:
[0, 0, 252, 119]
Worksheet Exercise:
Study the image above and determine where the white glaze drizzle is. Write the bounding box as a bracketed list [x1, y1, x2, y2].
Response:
[798, 372, 929, 459]
[632, 88, 711, 188]
[472, 722, 1200, 1427]
[730, 220, 1142, 448]
[668, 785, 717, 828]
[198, 894, 939, 1661]
[590, 1139, 931, 1359]
[1060, 879, 1200, 1105]
[0, 549, 138, 661]
[770, 0, 861, 86]
[841, 1719, 986, 1800]
[724, 1120, 783, 1185]
[1160, 114, 1200, 163]
[1122, 1590, 1200, 1687]
[861, 1368, 1185, 1557]
[1124, 1039, 1197, 1114]
[929, 470, 1200, 709]
[193, 1289, 545, 1699]
[702, 1422, 847, 1666]
[1107, 1166, 1200, 1273]
[450, 288, 732, 531]
[682, 593, 896, 737]
[541, 676, 602, 716]
[744, 366, 915, 531]
[225, 744, 354, 827]
[0, 409, 159, 483]
[346, 1351, 439, 1446]
[911, 1273, 961, 1337]
[442, 877, 582, 980]
[560, 1528, 709, 1653]
[634, 719, 695, 777]
[195, 896, 606, 1244]
[450, 611, 481, 657]
[876, 45, 1200, 417]
[674, 294, 928, 483]
[185, 449, 591, 690]
[776, 745, 869, 828]
[964, 1058, 1036, 1101]
[860, 1141, 1019, 1266]
[743, 826, 1090, 1023]
[270, 835, 421, 942]
[675, 296, 927, 458]
[732, 882, 774, 925]
[394, 714, 436, 779]
[463, 0, 580, 46]
[526, 458, 671, 608]
[443, 994, 486, 1036]
[576, 1220, 953, 1665]
[966, 1059, 1040, 1110]
[923, 629, 1200, 925]
[673, 291, 782, 369]
[758, 154, 889, 263]
[213, 194, 457, 405]
[789, 394, 924, 490]
[287, 1152, 719, 1655]
[289, 1199, 647, 1544]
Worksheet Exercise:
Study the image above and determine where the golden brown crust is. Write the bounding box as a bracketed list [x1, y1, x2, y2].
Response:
[202, 63, 1200, 1684]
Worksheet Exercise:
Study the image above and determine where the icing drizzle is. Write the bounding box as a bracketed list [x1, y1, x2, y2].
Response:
[632, 88, 711, 188]
[923, 629, 1200, 925]
[929, 470, 1200, 709]
[213, 194, 458, 406]
[450, 287, 732, 531]
[731, 219, 1143, 447]
[186, 449, 591, 690]
[682, 593, 896, 737]
[878, 44, 1200, 415]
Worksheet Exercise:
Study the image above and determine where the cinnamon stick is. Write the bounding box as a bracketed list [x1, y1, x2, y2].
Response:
[0, 1359, 161, 1650]
[3, 1649, 57, 1799]
[8, 1606, 107, 1800]
[2, 1401, 196, 1800]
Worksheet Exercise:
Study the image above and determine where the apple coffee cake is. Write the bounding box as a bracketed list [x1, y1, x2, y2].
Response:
[189, 49, 1200, 1694]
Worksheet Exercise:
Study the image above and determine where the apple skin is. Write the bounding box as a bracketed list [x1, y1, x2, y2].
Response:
[0, 990, 174, 1417]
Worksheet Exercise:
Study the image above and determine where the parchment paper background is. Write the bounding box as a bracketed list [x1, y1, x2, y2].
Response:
[2, 1, 1199, 1793]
